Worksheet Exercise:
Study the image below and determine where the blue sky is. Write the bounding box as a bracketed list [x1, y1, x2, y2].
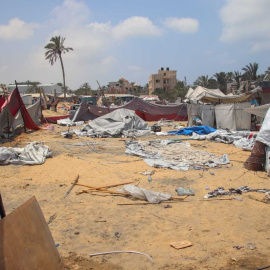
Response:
[1, 0, 270, 89]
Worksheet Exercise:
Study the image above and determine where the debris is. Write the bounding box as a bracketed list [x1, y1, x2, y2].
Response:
[89, 251, 154, 264]
[164, 204, 172, 208]
[233, 197, 243, 201]
[246, 243, 256, 250]
[204, 186, 270, 199]
[170, 240, 192, 249]
[64, 175, 79, 198]
[24, 178, 32, 181]
[233, 245, 244, 250]
[55, 243, 60, 247]
[148, 176, 152, 182]
[140, 170, 155, 176]
[209, 171, 215, 175]
[231, 257, 237, 262]
[74, 231, 80, 235]
[47, 213, 58, 225]
[175, 187, 195, 196]
[115, 232, 121, 238]
[265, 192, 270, 202]
[205, 186, 210, 190]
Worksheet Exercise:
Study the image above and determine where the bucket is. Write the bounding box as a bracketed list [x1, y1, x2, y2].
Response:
[256, 124, 261, 131]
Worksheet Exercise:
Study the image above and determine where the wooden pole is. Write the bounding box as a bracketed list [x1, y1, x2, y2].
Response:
[15, 80, 26, 133]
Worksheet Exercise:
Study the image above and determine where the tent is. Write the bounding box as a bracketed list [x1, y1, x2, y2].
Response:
[187, 86, 261, 104]
[69, 97, 188, 122]
[82, 109, 151, 137]
[215, 102, 251, 130]
[185, 87, 194, 99]
[244, 104, 270, 118]
[0, 87, 39, 135]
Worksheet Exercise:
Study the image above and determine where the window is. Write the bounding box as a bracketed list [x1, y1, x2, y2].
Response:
[155, 80, 160, 83]
[164, 73, 166, 76]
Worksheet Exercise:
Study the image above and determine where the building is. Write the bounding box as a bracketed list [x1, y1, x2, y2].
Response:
[107, 78, 134, 94]
[7, 83, 62, 95]
[149, 67, 177, 94]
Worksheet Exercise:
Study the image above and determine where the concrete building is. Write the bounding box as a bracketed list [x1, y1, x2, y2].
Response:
[107, 78, 134, 94]
[149, 67, 177, 94]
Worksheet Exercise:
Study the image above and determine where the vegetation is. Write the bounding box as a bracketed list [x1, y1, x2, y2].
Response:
[74, 83, 92, 95]
[44, 36, 73, 100]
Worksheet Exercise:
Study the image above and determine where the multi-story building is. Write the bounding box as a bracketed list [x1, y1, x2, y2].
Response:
[149, 67, 177, 94]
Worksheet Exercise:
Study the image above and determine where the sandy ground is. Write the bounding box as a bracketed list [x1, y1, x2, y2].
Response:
[0, 122, 270, 270]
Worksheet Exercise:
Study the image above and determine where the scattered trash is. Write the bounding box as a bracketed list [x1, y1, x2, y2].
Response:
[164, 204, 172, 208]
[175, 187, 195, 196]
[115, 232, 121, 238]
[140, 170, 155, 176]
[47, 213, 58, 225]
[246, 243, 256, 250]
[265, 192, 270, 202]
[24, 178, 32, 181]
[55, 243, 59, 247]
[74, 231, 80, 235]
[205, 186, 210, 190]
[209, 171, 215, 175]
[170, 240, 192, 249]
[231, 257, 237, 262]
[233, 197, 243, 201]
[233, 245, 244, 250]
[194, 166, 203, 170]
[89, 251, 154, 264]
[204, 186, 270, 199]
[148, 176, 152, 182]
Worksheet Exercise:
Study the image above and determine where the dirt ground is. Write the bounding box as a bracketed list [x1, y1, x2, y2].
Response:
[0, 120, 269, 270]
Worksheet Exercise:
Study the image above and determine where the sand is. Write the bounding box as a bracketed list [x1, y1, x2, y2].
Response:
[0, 123, 269, 270]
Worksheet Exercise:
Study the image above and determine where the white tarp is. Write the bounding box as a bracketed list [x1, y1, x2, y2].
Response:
[0, 105, 14, 136]
[0, 142, 51, 165]
[215, 102, 251, 131]
[244, 104, 270, 118]
[187, 104, 215, 127]
[82, 109, 151, 137]
[256, 108, 270, 147]
[185, 87, 194, 99]
[188, 86, 261, 104]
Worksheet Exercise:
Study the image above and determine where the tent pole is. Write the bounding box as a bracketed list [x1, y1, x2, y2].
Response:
[7, 109, 9, 139]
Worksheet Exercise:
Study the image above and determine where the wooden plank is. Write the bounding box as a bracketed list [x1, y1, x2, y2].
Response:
[0, 197, 65, 270]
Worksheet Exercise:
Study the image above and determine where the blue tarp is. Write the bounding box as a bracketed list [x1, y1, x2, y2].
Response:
[168, 126, 217, 135]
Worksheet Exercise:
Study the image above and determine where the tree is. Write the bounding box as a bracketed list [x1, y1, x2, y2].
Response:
[226, 72, 234, 82]
[193, 75, 217, 89]
[44, 36, 73, 100]
[242, 62, 259, 81]
[213, 72, 227, 94]
[74, 83, 92, 96]
[233, 71, 241, 84]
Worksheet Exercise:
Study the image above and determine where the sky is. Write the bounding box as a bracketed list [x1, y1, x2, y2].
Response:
[1, 0, 270, 90]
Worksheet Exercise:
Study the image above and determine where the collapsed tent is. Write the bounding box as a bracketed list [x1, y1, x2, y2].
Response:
[125, 139, 229, 171]
[69, 97, 188, 122]
[0, 87, 40, 135]
[76, 109, 151, 137]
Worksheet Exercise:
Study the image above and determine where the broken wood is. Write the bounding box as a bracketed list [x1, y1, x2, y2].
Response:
[64, 174, 79, 198]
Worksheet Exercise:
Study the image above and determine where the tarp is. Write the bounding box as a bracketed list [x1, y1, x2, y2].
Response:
[185, 87, 194, 99]
[244, 104, 270, 118]
[168, 125, 216, 135]
[215, 102, 251, 131]
[13, 99, 42, 128]
[0, 105, 14, 136]
[81, 108, 151, 137]
[256, 108, 270, 147]
[69, 97, 187, 122]
[1, 87, 39, 130]
[188, 86, 261, 104]
[187, 104, 215, 127]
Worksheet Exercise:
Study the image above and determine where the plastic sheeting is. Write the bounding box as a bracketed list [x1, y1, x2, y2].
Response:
[120, 184, 171, 204]
[125, 140, 230, 171]
[244, 104, 270, 118]
[215, 102, 251, 131]
[80, 109, 151, 137]
[0, 142, 51, 165]
[168, 126, 216, 136]
[256, 108, 270, 147]
[187, 104, 215, 127]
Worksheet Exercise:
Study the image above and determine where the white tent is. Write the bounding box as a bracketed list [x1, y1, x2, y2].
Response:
[244, 104, 270, 118]
[185, 87, 194, 99]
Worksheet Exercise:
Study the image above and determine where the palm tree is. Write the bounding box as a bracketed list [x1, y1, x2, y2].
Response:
[44, 36, 73, 100]
[242, 62, 259, 81]
[213, 72, 227, 93]
[194, 75, 217, 89]
[81, 82, 92, 95]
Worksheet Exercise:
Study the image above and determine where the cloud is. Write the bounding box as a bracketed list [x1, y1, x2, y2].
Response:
[219, 0, 270, 52]
[0, 18, 38, 40]
[113, 16, 162, 39]
[128, 66, 142, 71]
[163, 17, 199, 33]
